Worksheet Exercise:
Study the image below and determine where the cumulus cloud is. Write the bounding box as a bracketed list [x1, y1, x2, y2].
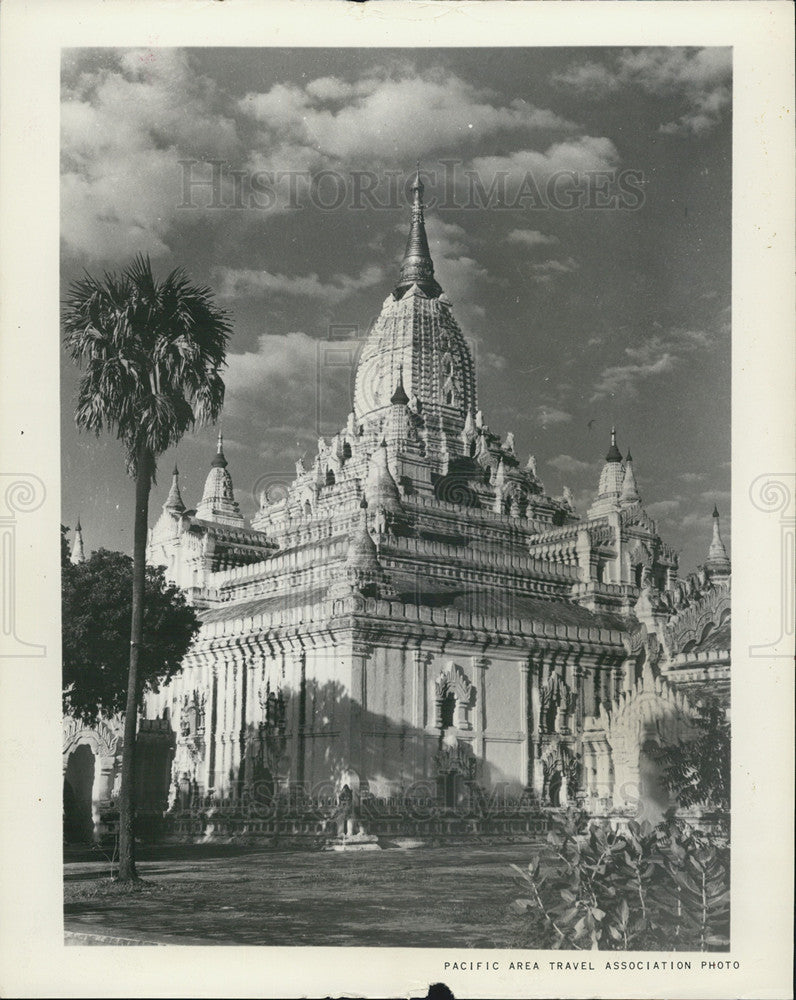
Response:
[60, 51, 616, 269]
[61, 48, 242, 260]
[646, 499, 682, 519]
[477, 352, 506, 371]
[525, 256, 579, 286]
[469, 136, 620, 192]
[699, 489, 730, 506]
[537, 406, 573, 427]
[426, 219, 473, 258]
[507, 229, 559, 249]
[547, 454, 594, 475]
[238, 68, 574, 162]
[213, 264, 385, 304]
[590, 327, 713, 401]
[553, 47, 732, 136]
[422, 216, 494, 333]
[223, 331, 354, 462]
[225, 331, 319, 397]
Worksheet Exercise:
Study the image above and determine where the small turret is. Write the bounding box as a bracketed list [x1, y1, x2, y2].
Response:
[328, 497, 391, 600]
[620, 450, 641, 506]
[70, 519, 86, 565]
[365, 440, 403, 514]
[705, 505, 731, 580]
[196, 432, 245, 527]
[390, 366, 410, 406]
[163, 465, 186, 514]
[588, 426, 625, 517]
[345, 498, 380, 573]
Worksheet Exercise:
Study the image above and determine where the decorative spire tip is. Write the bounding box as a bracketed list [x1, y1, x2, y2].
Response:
[211, 430, 228, 469]
[605, 425, 623, 463]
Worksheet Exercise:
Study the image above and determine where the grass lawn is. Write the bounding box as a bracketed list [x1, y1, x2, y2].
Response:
[64, 842, 541, 947]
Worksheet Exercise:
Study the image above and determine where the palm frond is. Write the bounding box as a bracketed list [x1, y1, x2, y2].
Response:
[63, 255, 233, 481]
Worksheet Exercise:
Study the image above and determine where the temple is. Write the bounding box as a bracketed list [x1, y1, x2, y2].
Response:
[63, 171, 731, 841]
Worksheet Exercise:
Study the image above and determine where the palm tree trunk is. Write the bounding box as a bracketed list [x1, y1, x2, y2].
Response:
[117, 444, 153, 882]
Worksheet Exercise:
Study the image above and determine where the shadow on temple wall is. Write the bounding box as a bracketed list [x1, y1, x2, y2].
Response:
[162, 676, 536, 828]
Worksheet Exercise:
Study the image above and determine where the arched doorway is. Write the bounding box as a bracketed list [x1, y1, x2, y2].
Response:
[63, 744, 95, 843]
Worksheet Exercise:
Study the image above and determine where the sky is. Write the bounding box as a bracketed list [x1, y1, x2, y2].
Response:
[60, 46, 731, 573]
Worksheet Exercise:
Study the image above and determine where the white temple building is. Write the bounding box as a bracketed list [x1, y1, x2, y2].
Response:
[63, 172, 731, 840]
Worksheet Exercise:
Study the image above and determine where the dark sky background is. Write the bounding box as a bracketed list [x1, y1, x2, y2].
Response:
[60, 46, 731, 573]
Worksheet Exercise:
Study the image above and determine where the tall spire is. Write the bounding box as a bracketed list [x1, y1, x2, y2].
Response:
[706, 504, 731, 578]
[394, 163, 442, 298]
[164, 464, 186, 514]
[70, 519, 85, 565]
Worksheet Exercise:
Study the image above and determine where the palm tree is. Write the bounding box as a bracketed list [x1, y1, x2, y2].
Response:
[63, 254, 231, 881]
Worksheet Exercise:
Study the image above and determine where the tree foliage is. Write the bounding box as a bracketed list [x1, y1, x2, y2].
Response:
[512, 809, 729, 951]
[62, 254, 230, 479]
[656, 702, 731, 812]
[62, 545, 200, 725]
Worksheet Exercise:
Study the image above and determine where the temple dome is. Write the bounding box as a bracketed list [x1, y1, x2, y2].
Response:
[353, 168, 476, 441]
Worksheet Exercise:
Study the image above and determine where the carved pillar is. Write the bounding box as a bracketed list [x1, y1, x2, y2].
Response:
[227, 648, 244, 797]
[611, 660, 624, 699]
[411, 647, 426, 730]
[473, 656, 488, 760]
[608, 511, 623, 584]
[519, 660, 531, 788]
[571, 660, 584, 734]
[575, 529, 593, 584]
[94, 757, 116, 803]
[529, 657, 544, 796]
[215, 655, 231, 796]
[205, 661, 219, 794]
[222, 654, 235, 795]
[347, 637, 371, 784]
[290, 648, 307, 788]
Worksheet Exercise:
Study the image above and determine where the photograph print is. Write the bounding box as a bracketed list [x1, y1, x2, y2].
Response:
[61, 45, 732, 953]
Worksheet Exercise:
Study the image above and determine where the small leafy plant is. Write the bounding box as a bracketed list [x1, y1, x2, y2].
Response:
[512, 809, 729, 951]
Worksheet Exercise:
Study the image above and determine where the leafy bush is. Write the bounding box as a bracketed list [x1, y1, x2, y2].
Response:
[512, 809, 729, 951]
[62, 543, 200, 724]
[657, 701, 731, 813]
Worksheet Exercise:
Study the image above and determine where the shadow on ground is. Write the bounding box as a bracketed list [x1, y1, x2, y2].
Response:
[64, 843, 539, 947]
